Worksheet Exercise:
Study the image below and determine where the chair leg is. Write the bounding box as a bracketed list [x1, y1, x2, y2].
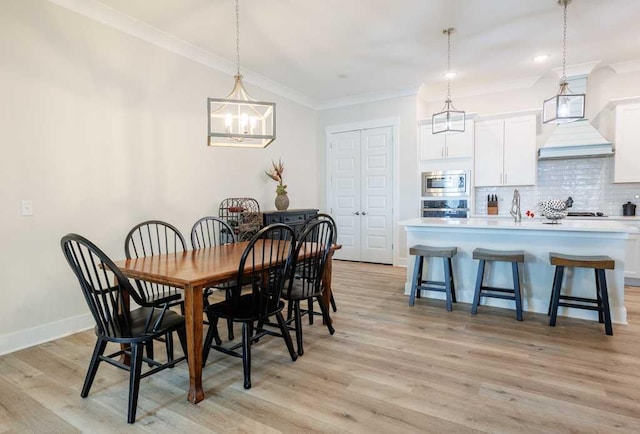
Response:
[175, 327, 187, 363]
[549, 266, 564, 327]
[81, 339, 107, 398]
[443, 257, 453, 312]
[293, 301, 304, 356]
[241, 321, 253, 389]
[275, 311, 298, 362]
[471, 260, 485, 315]
[144, 341, 154, 367]
[287, 299, 294, 321]
[225, 289, 234, 341]
[316, 295, 335, 336]
[202, 314, 222, 367]
[409, 256, 421, 306]
[127, 343, 144, 424]
[330, 292, 337, 312]
[597, 269, 613, 336]
[165, 332, 174, 367]
[308, 298, 314, 325]
[512, 262, 523, 321]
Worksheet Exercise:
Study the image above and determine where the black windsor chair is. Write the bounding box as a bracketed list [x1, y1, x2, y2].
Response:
[191, 216, 238, 341]
[61, 234, 187, 424]
[201, 224, 298, 389]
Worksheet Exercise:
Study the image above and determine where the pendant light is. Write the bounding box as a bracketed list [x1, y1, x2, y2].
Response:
[542, 0, 585, 124]
[207, 0, 276, 148]
[432, 28, 465, 134]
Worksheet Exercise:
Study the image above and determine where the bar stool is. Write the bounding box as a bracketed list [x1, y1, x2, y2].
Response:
[409, 245, 457, 311]
[471, 248, 524, 321]
[548, 253, 614, 335]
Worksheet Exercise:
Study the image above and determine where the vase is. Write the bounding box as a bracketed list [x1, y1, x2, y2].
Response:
[275, 193, 289, 211]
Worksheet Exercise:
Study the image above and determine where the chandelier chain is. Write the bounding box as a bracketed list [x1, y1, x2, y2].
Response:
[446, 28, 452, 100]
[235, 0, 241, 76]
[561, 0, 568, 82]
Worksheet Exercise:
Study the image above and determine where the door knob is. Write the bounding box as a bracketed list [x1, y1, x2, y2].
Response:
[362, 211, 367, 215]
[354, 211, 360, 215]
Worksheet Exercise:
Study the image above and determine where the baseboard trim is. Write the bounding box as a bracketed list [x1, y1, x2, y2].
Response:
[0, 313, 94, 356]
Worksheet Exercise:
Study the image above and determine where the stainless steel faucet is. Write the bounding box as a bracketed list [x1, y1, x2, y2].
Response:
[510, 189, 521, 222]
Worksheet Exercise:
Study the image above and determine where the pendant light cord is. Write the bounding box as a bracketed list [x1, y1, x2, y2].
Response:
[235, 0, 241, 76]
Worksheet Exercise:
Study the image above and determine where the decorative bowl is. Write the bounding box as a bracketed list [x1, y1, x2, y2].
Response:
[538, 199, 569, 224]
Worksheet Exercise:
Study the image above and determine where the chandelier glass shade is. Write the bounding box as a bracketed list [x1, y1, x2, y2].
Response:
[208, 0, 276, 148]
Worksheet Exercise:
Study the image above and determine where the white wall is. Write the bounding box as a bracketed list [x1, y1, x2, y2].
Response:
[0, 0, 318, 354]
[317, 95, 419, 266]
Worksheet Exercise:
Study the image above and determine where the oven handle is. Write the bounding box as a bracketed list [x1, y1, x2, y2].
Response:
[422, 208, 470, 212]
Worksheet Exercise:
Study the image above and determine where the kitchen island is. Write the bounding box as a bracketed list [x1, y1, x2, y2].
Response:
[401, 217, 638, 324]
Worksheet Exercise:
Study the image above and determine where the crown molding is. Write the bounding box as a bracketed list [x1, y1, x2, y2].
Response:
[421, 75, 541, 103]
[609, 59, 640, 74]
[551, 60, 602, 78]
[316, 85, 421, 111]
[46, 0, 318, 109]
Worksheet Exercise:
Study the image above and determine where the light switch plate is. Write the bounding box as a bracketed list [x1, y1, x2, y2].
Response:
[21, 200, 33, 216]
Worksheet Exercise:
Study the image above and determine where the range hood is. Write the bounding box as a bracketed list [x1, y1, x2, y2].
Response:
[538, 120, 613, 160]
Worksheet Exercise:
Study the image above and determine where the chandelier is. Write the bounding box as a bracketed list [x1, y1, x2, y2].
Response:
[542, 0, 585, 124]
[208, 0, 275, 148]
[432, 28, 465, 134]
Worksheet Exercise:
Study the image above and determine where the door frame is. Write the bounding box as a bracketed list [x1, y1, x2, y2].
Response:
[326, 117, 400, 266]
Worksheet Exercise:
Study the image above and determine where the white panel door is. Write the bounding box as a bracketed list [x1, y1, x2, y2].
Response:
[329, 126, 393, 264]
[331, 130, 361, 261]
[360, 127, 393, 263]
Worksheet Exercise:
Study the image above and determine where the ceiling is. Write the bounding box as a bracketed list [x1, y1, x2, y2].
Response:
[89, 0, 640, 107]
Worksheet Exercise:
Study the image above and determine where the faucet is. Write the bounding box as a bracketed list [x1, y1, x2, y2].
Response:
[510, 189, 521, 222]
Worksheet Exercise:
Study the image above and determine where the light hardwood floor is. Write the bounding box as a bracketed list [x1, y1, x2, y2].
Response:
[2, 261, 640, 433]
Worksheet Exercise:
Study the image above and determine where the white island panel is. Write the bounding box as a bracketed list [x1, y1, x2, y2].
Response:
[401, 218, 637, 324]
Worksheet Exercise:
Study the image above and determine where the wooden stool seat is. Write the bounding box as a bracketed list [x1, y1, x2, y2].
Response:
[549, 253, 614, 269]
[409, 245, 457, 258]
[548, 253, 614, 335]
[473, 248, 524, 263]
[471, 248, 524, 321]
[409, 245, 457, 311]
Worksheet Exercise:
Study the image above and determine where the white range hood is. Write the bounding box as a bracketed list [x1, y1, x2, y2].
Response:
[538, 120, 613, 160]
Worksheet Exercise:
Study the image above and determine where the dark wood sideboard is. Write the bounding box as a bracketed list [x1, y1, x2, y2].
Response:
[262, 209, 319, 237]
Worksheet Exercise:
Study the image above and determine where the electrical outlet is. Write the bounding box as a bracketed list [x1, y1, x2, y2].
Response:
[21, 200, 33, 216]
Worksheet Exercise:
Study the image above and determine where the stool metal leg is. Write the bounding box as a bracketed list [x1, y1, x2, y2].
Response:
[594, 269, 604, 324]
[409, 256, 421, 306]
[471, 260, 485, 315]
[596, 269, 613, 336]
[415, 256, 424, 299]
[448, 258, 457, 303]
[512, 262, 523, 321]
[443, 257, 453, 312]
[547, 267, 558, 316]
[549, 266, 564, 327]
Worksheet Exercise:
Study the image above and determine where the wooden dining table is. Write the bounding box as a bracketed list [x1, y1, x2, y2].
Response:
[113, 240, 340, 404]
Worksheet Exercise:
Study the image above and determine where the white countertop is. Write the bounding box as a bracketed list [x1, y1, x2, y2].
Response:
[401, 217, 639, 234]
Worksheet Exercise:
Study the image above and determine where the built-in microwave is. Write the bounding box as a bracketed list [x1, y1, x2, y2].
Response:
[421, 170, 470, 197]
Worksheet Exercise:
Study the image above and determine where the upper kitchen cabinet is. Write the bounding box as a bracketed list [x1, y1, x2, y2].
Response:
[419, 120, 474, 161]
[474, 115, 537, 187]
[614, 103, 640, 183]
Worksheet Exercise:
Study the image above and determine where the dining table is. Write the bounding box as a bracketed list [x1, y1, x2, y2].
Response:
[113, 240, 340, 404]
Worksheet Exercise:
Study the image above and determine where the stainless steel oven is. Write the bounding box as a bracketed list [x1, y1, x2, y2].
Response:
[421, 198, 469, 218]
[421, 170, 470, 197]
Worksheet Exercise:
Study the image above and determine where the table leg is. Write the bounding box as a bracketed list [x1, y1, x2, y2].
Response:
[184, 284, 204, 403]
[322, 251, 335, 325]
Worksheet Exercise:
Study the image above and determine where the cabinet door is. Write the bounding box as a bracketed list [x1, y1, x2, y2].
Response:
[445, 120, 474, 159]
[614, 104, 640, 183]
[474, 119, 504, 187]
[419, 124, 446, 160]
[503, 115, 536, 186]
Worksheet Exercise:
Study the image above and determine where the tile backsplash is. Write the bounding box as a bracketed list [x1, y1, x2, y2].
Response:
[475, 157, 640, 217]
